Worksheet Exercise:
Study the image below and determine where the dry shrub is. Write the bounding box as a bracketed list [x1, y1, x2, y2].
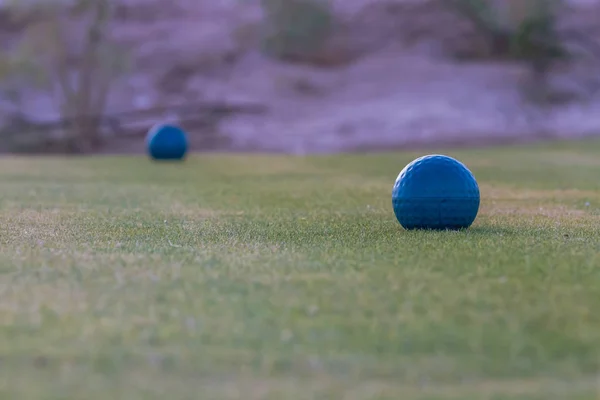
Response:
[444, 0, 600, 104]
[447, 0, 566, 65]
[259, 0, 343, 65]
[0, 0, 129, 153]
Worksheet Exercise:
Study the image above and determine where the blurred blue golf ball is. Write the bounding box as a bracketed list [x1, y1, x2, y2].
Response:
[146, 123, 188, 160]
[392, 154, 480, 230]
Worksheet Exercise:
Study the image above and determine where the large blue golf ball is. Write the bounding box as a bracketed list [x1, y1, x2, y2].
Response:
[146, 123, 188, 160]
[392, 154, 480, 230]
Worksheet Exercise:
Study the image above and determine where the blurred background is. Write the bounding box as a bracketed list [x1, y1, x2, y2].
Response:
[0, 0, 599, 155]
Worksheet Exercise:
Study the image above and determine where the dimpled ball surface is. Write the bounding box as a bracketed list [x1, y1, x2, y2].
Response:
[146, 124, 188, 161]
[392, 154, 480, 230]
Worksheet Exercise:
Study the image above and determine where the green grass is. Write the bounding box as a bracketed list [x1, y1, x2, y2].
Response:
[0, 140, 600, 399]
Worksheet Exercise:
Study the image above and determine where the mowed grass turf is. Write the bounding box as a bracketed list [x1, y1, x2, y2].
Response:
[0, 140, 599, 399]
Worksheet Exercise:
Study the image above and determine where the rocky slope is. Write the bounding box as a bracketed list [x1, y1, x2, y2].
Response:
[2, 0, 600, 153]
